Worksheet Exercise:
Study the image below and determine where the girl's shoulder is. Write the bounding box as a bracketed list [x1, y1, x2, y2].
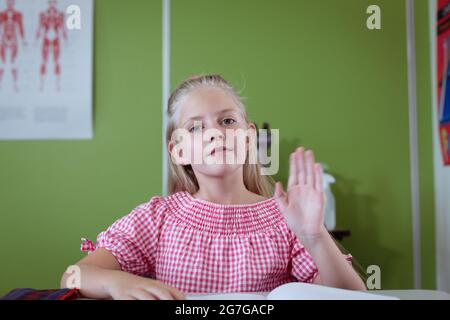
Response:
[132, 194, 167, 215]
[136, 191, 192, 217]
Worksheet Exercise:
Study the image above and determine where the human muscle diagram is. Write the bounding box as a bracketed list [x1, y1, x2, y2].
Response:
[0, 0, 26, 92]
[0, 0, 93, 140]
[36, 0, 67, 92]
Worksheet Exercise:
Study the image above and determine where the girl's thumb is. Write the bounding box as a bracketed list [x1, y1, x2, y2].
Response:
[274, 182, 288, 210]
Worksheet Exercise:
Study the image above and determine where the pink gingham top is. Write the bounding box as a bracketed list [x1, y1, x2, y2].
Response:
[81, 191, 352, 294]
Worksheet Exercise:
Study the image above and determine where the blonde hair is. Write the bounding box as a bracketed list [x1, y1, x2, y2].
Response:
[166, 74, 274, 197]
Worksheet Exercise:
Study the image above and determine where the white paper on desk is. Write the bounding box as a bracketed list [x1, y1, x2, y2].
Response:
[186, 282, 399, 300]
[187, 292, 267, 300]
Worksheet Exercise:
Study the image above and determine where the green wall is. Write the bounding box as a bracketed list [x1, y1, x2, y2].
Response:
[171, 0, 435, 289]
[0, 0, 163, 294]
[0, 0, 436, 295]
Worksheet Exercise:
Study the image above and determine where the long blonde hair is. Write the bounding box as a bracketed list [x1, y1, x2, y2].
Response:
[166, 74, 274, 197]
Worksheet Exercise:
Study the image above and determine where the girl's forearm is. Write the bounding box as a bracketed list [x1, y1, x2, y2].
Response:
[60, 263, 118, 299]
[298, 228, 366, 290]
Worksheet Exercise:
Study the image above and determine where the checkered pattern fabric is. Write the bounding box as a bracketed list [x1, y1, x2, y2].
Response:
[81, 191, 352, 294]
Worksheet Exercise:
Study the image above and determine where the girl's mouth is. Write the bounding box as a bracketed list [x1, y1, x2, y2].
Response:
[209, 146, 232, 156]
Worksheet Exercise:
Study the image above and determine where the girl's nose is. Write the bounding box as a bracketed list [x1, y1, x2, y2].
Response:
[209, 129, 224, 142]
[205, 123, 225, 142]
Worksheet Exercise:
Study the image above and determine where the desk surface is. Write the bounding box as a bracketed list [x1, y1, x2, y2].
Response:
[374, 289, 450, 300]
[186, 289, 450, 300]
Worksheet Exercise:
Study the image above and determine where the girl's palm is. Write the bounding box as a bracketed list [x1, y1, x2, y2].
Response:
[274, 148, 326, 238]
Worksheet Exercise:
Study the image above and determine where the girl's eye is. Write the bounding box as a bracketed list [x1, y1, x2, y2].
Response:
[222, 118, 236, 126]
[189, 125, 202, 133]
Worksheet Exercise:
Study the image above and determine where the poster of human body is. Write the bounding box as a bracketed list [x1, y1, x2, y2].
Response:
[437, 0, 450, 165]
[0, 0, 92, 140]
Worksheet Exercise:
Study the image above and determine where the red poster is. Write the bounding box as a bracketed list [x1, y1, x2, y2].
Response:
[437, 0, 450, 165]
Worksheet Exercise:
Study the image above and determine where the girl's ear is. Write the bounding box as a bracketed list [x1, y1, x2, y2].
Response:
[246, 122, 258, 153]
[247, 122, 257, 131]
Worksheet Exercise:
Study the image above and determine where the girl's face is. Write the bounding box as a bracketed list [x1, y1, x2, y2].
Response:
[170, 87, 255, 178]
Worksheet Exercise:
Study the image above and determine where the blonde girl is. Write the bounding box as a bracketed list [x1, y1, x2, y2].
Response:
[61, 74, 365, 300]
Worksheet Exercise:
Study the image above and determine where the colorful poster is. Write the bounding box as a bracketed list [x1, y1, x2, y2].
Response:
[0, 0, 92, 140]
[437, 0, 450, 165]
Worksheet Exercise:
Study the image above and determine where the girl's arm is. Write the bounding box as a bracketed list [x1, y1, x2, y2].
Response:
[60, 248, 121, 299]
[301, 227, 366, 290]
[60, 248, 185, 300]
[274, 147, 366, 291]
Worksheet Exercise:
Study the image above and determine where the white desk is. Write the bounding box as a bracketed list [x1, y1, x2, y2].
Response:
[186, 289, 450, 300]
[373, 290, 450, 300]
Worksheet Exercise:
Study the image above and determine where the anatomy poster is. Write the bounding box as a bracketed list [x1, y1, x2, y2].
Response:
[0, 0, 93, 140]
[437, 0, 450, 165]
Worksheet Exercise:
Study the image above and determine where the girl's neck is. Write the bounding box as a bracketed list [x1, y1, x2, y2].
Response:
[193, 168, 265, 205]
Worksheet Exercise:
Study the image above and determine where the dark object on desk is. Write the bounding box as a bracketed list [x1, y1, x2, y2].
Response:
[1, 288, 80, 300]
[330, 229, 351, 241]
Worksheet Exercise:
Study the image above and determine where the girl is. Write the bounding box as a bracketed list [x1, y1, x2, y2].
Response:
[61, 74, 366, 300]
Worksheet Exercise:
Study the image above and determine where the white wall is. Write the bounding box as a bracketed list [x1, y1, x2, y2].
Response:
[432, 107, 450, 292]
[430, 0, 450, 292]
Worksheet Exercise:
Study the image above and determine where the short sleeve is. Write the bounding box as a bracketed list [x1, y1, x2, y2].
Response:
[289, 232, 353, 283]
[95, 196, 166, 277]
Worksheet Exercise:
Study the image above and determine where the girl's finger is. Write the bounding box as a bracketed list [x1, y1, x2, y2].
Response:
[168, 287, 186, 300]
[297, 147, 306, 185]
[133, 289, 157, 300]
[274, 181, 283, 197]
[305, 150, 315, 187]
[287, 152, 298, 190]
[162, 284, 186, 300]
[145, 286, 174, 300]
[274, 182, 288, 211]
[314, 163, 323, 192]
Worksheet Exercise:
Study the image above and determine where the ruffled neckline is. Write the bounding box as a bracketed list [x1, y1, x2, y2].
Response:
[167, 191, 284, 235]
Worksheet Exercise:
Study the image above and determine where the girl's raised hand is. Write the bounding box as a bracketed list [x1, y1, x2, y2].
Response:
[274, 147, 326, 240]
